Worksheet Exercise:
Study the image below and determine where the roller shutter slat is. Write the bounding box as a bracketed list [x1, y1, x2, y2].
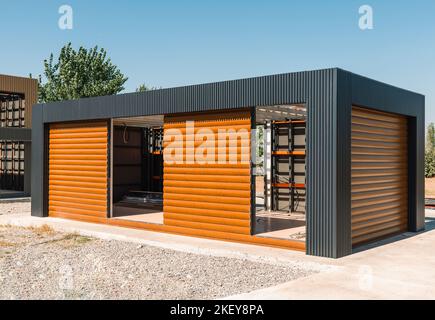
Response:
[165, 205, 250, 220]
[164, 186, 250, 198]
[49, 154, 107, 161]
[164, 180, 250, 190]
[49, 195, 107, 206]
[164, 213, 250, 227]
[164, 192, 251, 205]
[164, 173, 250, 183]
[49, 190, 107, 201]
[49, 132, 108, 139]
[164, 218, 250, 235]
[50, 205, 107, 217]
[352, 202, 404, 216]
[50, 138, 108, 144]
[49, 180, 107, 189]
[164, 167, 250, 176]
[165, 199, 249, 213]
[352, 207, 406, 223]
[49, 170, 107, 178]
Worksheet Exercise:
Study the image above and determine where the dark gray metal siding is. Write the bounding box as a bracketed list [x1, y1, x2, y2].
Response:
[39, 72, 316, 123]
[0, 128, 31, 141]
[31, 68, 425, 258]
[334, 70, 353, 257]
[30, 104, 45, 217]
[305, 69, 343, 258]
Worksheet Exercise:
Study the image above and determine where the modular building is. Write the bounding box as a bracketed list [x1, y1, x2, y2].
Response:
[31, 68, 425, 258]
[0, 74, 38, 195]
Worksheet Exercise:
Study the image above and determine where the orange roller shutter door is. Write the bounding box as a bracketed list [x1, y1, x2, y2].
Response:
[163, 109, 252, 237]
[351, 107, 408, 246]
[48, 122, 109, 222]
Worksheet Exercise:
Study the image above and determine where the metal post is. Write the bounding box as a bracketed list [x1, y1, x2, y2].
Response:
[289, 120, 295, 213]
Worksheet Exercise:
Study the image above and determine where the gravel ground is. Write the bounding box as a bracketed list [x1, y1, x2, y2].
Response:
[0, 223, 317, 300]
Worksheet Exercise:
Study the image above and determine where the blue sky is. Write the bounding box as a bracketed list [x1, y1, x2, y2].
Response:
[1, 0, 434, 125]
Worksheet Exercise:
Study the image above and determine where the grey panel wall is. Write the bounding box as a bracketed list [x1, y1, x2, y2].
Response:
[305, 69, 348, 258]
[335, 70, 353, 257]
[31, 104, 45, 217]
[0, 128, 31, 141]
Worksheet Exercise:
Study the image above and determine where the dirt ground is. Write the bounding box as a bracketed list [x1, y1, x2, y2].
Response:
[426, 178, 435, 198]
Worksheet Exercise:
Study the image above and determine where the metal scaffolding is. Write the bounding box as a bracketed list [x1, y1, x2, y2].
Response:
[270, 119, 306, 213]
[0, 92, 25, 191]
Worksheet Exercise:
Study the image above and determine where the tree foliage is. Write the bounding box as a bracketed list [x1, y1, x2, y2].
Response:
[427, 123, 435, 152]
[136, 84, 160, 92]
[136, 84, 150, 92]
[38, 43, 128, 103]
[425, 150, 435, 178]
[425, 123, 435, 178]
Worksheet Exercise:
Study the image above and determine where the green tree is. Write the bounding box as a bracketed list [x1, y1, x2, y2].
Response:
[425, 123, 435, 178]
[425, 150, 435, 178]
[136, 84, 151, 92]
[136, 84, 160, 92]
[256, 126, 264, 169]
[427, 123, 435, 152]
[38, 43, 128, 103]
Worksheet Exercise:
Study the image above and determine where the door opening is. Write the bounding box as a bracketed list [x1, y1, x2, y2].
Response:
[253, 104, 307, 242]
[111, 115, 164, 225]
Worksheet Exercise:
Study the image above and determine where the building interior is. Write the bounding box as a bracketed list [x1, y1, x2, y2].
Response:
[254, 104, 307, 242]
[111, 115, 164, 225]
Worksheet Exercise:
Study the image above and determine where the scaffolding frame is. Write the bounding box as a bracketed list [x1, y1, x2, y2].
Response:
[143, 127, 164, 192]
[0, 92, 26, 191]
[269, 119, 306, 213]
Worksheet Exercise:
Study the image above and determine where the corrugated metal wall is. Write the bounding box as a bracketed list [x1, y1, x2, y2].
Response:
[48, 122, 108, 222]
[351, 107, 408, 245]
[163, 109, 252, 236]
[306, 69, 341, 257]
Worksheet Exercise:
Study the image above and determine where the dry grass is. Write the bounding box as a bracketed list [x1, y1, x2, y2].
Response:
[40, 233, 94, 248]
[0, 224, 55, 235]
[61, 233, 93, 245]
[0, 240, 16, 247]
[26, 224, 56, 236]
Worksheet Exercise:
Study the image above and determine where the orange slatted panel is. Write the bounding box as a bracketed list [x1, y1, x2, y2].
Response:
[48, 122, 108, 219]
[351, 107, 408, 246]
[163, 109, 252, 235]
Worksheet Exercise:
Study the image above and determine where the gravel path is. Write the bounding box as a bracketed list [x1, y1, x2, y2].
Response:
[0, 223, 317, 300]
